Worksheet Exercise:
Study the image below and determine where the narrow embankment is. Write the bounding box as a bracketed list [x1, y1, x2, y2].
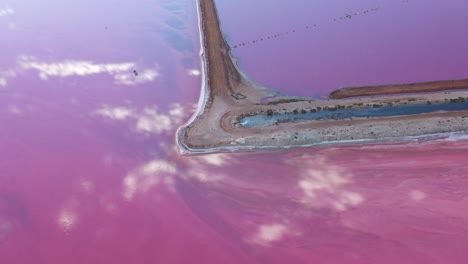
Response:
[330, 79, 468, 99]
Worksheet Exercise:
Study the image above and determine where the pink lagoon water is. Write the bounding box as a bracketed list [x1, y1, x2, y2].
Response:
[1, 0, 468, 263]
[217, 0, 468, 97]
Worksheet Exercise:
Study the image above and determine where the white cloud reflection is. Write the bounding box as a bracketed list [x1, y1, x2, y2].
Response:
[18, 56, 159, 85]
[58, 207, 78, 233]
[187, 69, 201, 76]
[0, 8, 14, 17]
[0, 69, 16, 88]
[19, 57, 134, 79]
[290, 156, 364, 211]
[94, 103, 233, 200]
[410, 190, 427, 201]
[135, 107, 173, 134]
[95, 106, 134, 121]
[195, 154, 231, 167]
[114, 69, 159, 86]
[0, 55, 159, 87]
[253, 224, 288, 245]
[95, 104, 185, 135]
[122, 153, 231, 201]
[123, 159, 177, 200]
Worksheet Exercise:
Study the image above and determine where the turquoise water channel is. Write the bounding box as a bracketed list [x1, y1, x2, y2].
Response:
[240, 101, 468, 127]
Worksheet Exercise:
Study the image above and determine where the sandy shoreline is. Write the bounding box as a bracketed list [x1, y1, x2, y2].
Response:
[176, 0, 468, 154]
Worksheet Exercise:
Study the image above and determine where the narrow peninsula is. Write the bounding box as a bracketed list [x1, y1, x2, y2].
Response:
[177, 0, 468, 154]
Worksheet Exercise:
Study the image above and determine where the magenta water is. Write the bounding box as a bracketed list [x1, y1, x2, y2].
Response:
[217, 0, 468, 97]
[1, 0, 468, 263]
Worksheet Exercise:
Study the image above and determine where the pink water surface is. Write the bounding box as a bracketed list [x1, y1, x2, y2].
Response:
[1, 0, 468, 263]
[217, 0, 468, 97]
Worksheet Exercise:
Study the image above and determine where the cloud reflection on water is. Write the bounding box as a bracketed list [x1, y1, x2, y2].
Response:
[123, 159, 178, 200]
[94, 103, 232, 200]
[18, 56, 160, 86]
[0, 8, 14, 17]
[0, 56, 160, 87]
[58, 208, 77, 233]
[95, 106, 134, 121]
[409, 190, 427, 201]
[251, 223, 291, 246]
[187, 69, 201, 76]
[0, 70, 16, 88]
[114, 69, 159, 86]
[287, 155, 364, 211]
[19, 56, 135, 79]
[95, 104, 185, 135]
[57, 200, 79, 234]
[122, 152, 232, 201]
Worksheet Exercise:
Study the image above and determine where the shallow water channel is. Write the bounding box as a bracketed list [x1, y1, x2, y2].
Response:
[240, 101, 468, 127]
